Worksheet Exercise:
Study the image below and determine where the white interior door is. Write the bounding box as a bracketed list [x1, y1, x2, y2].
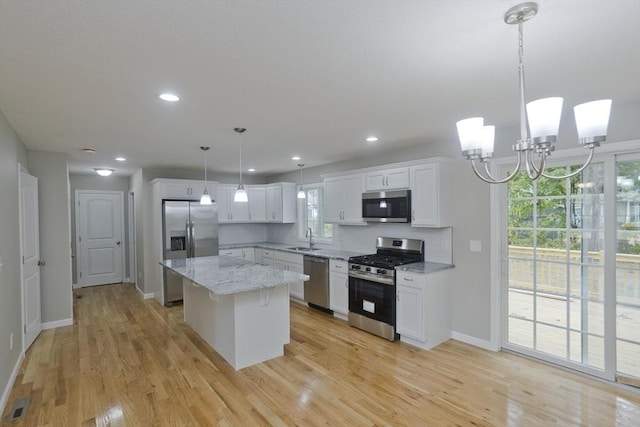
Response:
[20, 170, 41, 351]
[77, 191, 124, 286]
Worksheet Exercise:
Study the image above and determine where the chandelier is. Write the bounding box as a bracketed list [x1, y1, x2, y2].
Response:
[456, 2, 612, 184]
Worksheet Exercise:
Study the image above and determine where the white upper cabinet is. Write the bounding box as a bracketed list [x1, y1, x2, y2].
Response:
[365, 167, 410, 191]
[266, 183, 296, 223]
[324, 173, 365, 225]
[410, 160, 452, 227]
[247, 187, 267, 222]
[153, 178, 210, 200]
[217, 185, 249, 223]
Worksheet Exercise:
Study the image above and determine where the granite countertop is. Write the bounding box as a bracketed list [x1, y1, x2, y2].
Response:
[220, 242, 363, 261]
[161, 256, 309, 295]
[397, 262, 454, 274]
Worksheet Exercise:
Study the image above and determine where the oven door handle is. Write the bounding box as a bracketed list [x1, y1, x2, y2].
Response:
[348, 271, 394, 286]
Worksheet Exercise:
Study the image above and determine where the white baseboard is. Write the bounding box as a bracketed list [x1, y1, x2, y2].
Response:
[125, 277, 131, 283]
[452, 331, 498, 352]
[72, 283, 79, 289]
[0, 351, 24, 419]
[135, 286, 155, 299]
[42, 318, 73, 330]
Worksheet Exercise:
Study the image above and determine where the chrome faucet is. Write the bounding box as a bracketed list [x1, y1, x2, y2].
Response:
[305, 227, 314, 249]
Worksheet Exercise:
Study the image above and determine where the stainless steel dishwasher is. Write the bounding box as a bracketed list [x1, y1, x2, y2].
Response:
[303, 255, 332, 313]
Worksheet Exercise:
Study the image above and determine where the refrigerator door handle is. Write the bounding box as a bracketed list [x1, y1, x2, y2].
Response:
[190, 221, 195, 257]
[185, 220, 191, 258]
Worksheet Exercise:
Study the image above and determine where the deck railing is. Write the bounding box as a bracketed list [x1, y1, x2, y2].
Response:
[508, 246, 640, 303]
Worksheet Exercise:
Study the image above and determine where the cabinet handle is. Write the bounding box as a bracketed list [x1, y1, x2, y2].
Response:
[412, 210, 415, 221]
[403, 277, 414, 282]
[396, 292, 399, 301]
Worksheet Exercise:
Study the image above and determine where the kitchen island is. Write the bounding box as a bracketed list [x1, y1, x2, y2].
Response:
[161, 255, 309, 370]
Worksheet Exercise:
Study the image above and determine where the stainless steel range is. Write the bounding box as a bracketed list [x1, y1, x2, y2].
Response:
[348, 237, 424, 341]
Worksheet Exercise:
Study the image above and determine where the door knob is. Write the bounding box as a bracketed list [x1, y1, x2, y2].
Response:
[116, 241, 121, 246]
[37, 260, 45, 266]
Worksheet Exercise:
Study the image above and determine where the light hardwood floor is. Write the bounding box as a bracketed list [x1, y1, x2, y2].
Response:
[2, 282, 639, 426]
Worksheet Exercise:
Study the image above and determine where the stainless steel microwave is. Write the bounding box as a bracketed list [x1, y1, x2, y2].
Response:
[362, 190, 411, 223]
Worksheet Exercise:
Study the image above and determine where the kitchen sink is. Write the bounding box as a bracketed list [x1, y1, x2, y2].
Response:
[287, 247, 321, 252]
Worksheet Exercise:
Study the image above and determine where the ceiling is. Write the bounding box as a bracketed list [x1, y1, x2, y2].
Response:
[1, 1, 639, 177]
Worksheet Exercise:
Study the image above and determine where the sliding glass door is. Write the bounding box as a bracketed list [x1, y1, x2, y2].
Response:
[503, 151, 640, 384]
[615, 156, 640, 386]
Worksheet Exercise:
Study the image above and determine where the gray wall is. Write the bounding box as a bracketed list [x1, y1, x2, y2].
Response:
[27, 151, 73, 324]
[0, 109, 28, 410]
[69, 174, 130, 283]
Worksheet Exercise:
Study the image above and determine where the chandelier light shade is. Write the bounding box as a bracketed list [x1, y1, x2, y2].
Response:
[574, 99, 612, 142]
[200, 146, 212, 205]
[456, 2, 612, 184]
[233, 127, 248, 203]
[297, 163, 306, 199]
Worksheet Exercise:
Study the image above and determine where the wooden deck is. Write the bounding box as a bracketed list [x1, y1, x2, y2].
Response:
[2, 282, 639, 426]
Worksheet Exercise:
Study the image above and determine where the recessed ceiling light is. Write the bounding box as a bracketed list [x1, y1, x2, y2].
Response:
[95, 168, 114, 177]
[159, 93, 180, 102]
[366, 136, 379, 142]
[291, 156, 301, 161]
[115, 157, 126, 162]
[248, 168, 256, 172]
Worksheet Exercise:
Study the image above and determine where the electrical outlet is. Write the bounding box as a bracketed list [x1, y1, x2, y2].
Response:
[10, 333, 13, 351]
[470, 240, 482, 252]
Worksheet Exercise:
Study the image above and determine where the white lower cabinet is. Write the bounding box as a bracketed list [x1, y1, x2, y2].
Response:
[329, 259, 349, 317]
[260, 249, 274, 266]
[220, 248, 243, 258]
[273, 251, 304, 301]
[396, 269, 451, 349]
[220, 247, 254, 261]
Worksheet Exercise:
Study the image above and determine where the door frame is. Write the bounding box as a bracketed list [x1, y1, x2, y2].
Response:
[75, 190, 125, 287]
[18, 163, 41, 353]
[128, 190, 136, 284]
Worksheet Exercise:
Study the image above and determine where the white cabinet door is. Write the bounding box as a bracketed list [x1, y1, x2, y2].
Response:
[324, 178, 343, 223]
[365, 167, 409, 191]
[266, 186, 283, 222]
[241, 247, 255, 262]
[248, 187, 267, 222]
[217, 186, 231, 223]
[260, 249, 274, 266]
[329, 260, 349, 316]
[324, 174, 364, 224]
[410, 163, 439, 227]
[396, 273, 425, 341]
[287, 261, 305, 301]
[218, 185, 249, 222]
[341, 174, 365, 224]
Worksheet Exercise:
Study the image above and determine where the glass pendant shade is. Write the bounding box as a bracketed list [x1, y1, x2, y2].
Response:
[526, 97, 563, 141]
[574, 99, 612, 141]
[297, 188, 306, 199]
[200, 188, 212, 205]
[234, 184, 248, 202]
[480, 125, 495, 158]
[456, 117, 484, 152]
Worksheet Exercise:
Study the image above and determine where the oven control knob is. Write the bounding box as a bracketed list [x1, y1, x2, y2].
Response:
[365, 267, 371, 272]
[376, 269, 386, 275]
[352, 265, 360, 270]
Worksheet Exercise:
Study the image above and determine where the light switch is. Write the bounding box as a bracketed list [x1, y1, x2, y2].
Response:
[470, 240, 482, 252]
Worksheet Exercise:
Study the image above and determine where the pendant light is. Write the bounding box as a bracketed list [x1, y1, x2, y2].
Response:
[297, 164, 306, 199]
[233, 127, 248, 203]
[200, 146, 212, 205]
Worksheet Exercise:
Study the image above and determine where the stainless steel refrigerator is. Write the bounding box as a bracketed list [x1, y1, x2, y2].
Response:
[162, 200, 218, 306]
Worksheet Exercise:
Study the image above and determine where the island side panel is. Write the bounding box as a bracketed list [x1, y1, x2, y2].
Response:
[234, 284, 290, 370]
[183, 279, 237, 367]
[182, 278, 291, 370]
